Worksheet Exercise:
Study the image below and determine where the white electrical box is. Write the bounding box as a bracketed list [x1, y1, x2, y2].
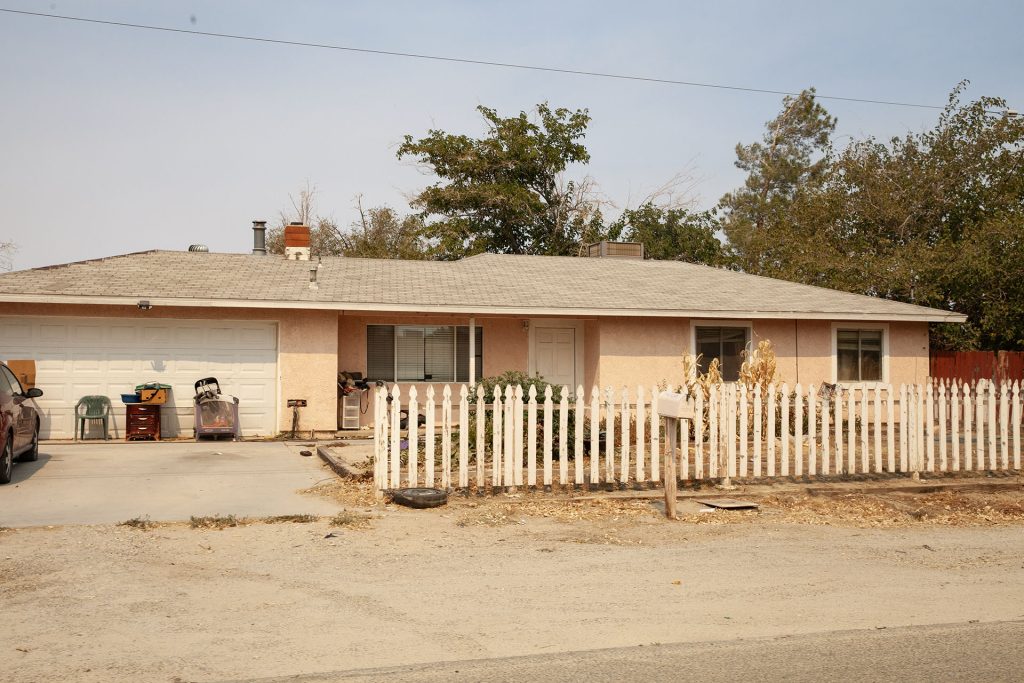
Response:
[656, 391, 694, 420]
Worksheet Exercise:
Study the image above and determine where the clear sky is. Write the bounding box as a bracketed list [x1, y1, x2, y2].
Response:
[1, 0, 1021, 270]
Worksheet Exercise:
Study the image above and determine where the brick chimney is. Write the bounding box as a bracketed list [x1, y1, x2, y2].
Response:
[284, 222, 311, 261]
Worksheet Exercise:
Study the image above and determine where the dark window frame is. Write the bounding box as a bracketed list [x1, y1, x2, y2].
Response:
[366, 324, 483, 383]
[836, 328, 885, 383]
[694, 325, 750, 382]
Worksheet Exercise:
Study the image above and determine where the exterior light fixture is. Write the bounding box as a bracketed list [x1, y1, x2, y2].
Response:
[137, 300, 153, 310]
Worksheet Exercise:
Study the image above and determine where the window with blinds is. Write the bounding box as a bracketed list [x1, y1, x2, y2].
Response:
[366, 325, 483, 382]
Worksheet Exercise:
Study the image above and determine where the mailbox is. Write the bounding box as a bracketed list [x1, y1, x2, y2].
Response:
[656, 391, 694, 420]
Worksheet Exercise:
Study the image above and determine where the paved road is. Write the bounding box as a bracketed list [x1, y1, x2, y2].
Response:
[2, 441, 340, 526]
[227, 620, 1024, 683]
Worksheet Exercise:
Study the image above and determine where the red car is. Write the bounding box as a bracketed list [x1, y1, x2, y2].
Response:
[0, 362, 43, 484]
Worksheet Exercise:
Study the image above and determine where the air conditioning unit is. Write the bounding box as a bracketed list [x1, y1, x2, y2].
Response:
[586, 241, 645, 259]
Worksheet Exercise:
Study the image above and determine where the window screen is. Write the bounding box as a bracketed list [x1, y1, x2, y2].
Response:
[367, 325, 482, 382]
[837, 329, 883, 382]
[695, 327, 749, 381]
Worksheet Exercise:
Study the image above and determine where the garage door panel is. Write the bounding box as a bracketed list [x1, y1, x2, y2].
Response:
[1, 317, 278, 438]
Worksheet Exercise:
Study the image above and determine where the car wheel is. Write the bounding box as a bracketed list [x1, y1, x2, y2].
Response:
[16, 421, 39, 463]
[0, 436, 12, 485]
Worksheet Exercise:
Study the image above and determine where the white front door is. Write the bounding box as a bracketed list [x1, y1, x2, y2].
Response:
[534, 327, 576, 388]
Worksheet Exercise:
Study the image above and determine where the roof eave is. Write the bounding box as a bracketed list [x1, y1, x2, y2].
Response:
[0, 293, 968, 323]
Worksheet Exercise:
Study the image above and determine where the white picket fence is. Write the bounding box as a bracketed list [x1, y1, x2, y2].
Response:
[373, 380, 1023, 492]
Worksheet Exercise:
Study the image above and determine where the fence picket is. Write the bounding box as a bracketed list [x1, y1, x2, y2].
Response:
[847, 387, 856, 474]
[408, 386, 419, 487]
[834, 389, 843, 474]
[375, 387, 387, 490]
[938, 382, 947, 472]
[753, 385, 762, 477]
[793, 384, 803, 477]
[886, 385, 895, 473]
[709, 385, 720, 478]
[605, 387, 616, 483]
[916, 385, 926, 475]
[650, 386, 660, 482]
[390, 385, 402, 488]
[695, 390, 705, 479]
[441, 385, 452, 490]
[963, 382, 973, 471]
[1000, 382, 1010, 471]
[635, 386, 646, 483]
[779, 384, 789, 476]
[727, 384, 738, 479]
[976, 380, 986, 470]
[513, 385, 524, 486]
[458, 385, 469, 488]
[543, 386, 553, 487]
[559, 386, 570, 486]
[424, 386, 436, 486]
[820, 387, 830, 476]
[739, 385, 749, 478]
[988, 380, 999, 470]
[502, 386, 514, 489]
[619, 387, 630, 486]
[476, 385, 486, 489]
[590, 387, 601, 486]
[766, 383, 776, 477]
[925, 383, 935, 472]
[950, 381, 960, 472]
[873, 387, 883, 473]
[860, 387, 870, 473]
[807, 384, 816, 476]
[491, 385, 503, 488]
[527, 385, 538, 487]
[575, 386, 585, 486]
[1013, 381, 1021, 471]
[898, 384, 907, 472]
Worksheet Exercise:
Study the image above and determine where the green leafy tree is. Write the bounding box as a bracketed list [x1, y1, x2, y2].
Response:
[723, 83, 1024, 350]
[610, 203, 732, 266]
[397, 103, 607, 259]
[720, 88, 836, 276]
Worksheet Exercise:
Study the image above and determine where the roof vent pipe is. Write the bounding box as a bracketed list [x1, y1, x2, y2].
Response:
[188, 244, 209, 252]
[252, 220, 267, 255]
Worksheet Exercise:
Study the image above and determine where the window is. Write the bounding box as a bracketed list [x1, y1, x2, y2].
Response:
[1, 367, 23, 395]
[0, 367, 12, 398]
[367, 325, 483, 382]
[837, 329, 883, 382]
[695, 326, 749, 381]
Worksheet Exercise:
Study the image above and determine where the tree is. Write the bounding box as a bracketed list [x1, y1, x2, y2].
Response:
[609, 203, 732, 266]
[720, 88, 836, 276]
[266, 185, 429, 260]
[722, 83, 1024, 350]
[397, 103, 607, 259]
[0, 239, 15, 271]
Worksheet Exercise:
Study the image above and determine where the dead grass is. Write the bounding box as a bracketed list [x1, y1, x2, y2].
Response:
[455, 497, 659, 527]
[329, 511, 372, 528]
[118, 516, 158, 531]
[189, 514, 242, 530]
[301, 478, 378, 508]
[260, 514, 318, 524]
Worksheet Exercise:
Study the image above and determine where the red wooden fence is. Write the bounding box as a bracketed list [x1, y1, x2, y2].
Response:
[930, 351, 1024, 383]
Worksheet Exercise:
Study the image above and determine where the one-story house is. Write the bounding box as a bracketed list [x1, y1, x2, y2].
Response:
[0, 223, 965, 439]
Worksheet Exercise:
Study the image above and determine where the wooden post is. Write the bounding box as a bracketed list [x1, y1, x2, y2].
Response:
[664, 416, 678, 519]
[408, 386, 419, 487]
[590, 387, 601, 487]
[527, 385, 538, 488]
[575, 385, 585, 487]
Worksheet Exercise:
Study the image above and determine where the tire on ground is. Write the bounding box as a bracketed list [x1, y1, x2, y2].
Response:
[391, 487, 448, 509]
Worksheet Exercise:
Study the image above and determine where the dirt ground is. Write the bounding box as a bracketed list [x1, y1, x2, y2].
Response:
[2, 471, 1023, 683]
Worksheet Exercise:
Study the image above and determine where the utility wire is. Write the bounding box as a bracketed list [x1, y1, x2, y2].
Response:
[0, 7, 958, 111]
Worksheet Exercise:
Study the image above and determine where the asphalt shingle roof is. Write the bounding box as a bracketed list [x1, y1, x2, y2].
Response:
[0, 250, 964, 322]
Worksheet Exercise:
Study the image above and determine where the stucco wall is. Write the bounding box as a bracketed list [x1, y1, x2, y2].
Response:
[1, 302, 338, 434]
[593, 316, 690, 391]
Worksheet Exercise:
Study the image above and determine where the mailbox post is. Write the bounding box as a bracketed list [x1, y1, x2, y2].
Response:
[657, 391, 693, 520]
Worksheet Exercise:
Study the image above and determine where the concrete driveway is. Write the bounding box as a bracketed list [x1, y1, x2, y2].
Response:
[2, 441, 341, 527]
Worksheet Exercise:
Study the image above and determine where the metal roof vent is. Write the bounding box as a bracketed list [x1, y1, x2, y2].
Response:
[586, 241, 644, 259]
[188, 244, 209, 252]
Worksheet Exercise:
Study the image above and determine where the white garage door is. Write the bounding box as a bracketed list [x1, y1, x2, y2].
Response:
[0, 317, 278, 439]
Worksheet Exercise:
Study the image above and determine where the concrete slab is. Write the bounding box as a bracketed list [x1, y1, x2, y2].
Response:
[1, 441, 341, 527]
